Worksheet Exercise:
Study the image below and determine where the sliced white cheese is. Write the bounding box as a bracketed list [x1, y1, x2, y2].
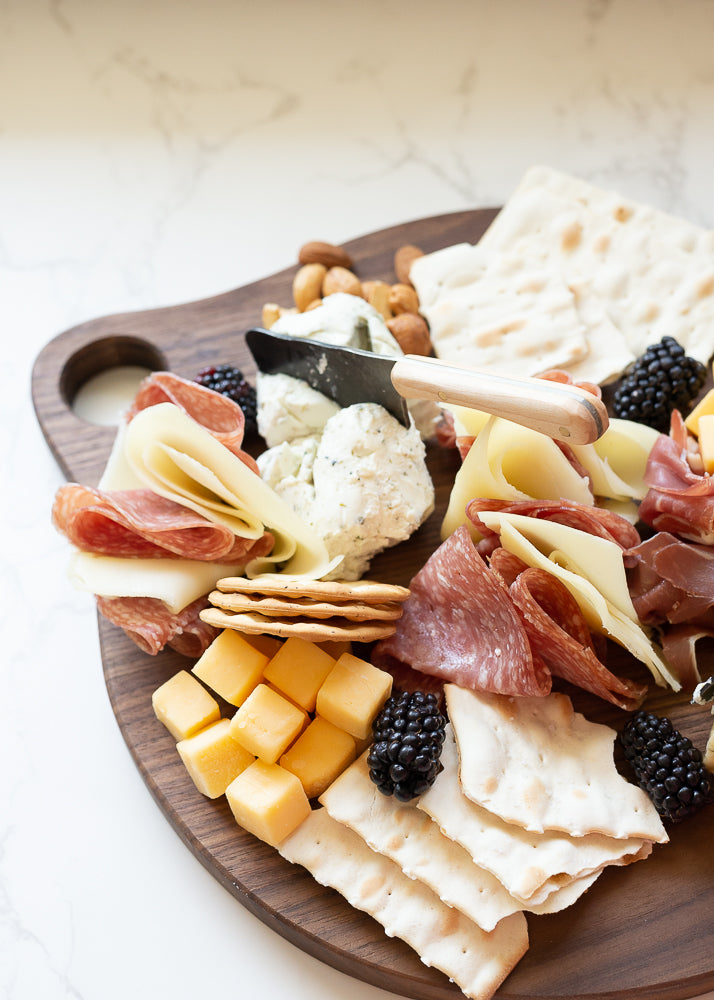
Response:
[68, 551, 246, 615]
[571, 418, 659, 502]
[441, 415, 593, 540]
[477, 511, 680, 690]
[120, 402, 340, 580]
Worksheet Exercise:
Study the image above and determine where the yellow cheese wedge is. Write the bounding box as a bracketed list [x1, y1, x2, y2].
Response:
[685, 387, 714, 436]
[570, 418, 659, 501]
[152, 670, 221, 740]
[177, 719, 255, 798]
[225, 760, 311, 847]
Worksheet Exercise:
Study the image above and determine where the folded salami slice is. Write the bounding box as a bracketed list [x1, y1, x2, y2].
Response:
[52, 483, 268, 563]
[373, 525, 551, 697]
[96, 594, 218, 657]
[127, 371, 257, 470]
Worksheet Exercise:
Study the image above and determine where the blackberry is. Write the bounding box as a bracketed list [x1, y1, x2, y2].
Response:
[194, 364, 258, 434]
[620, 710, 713, 822]
[612, 336, 706, 433]
[367, 690, 446, 802]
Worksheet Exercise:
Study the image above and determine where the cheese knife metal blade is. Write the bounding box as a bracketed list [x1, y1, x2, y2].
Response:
[245, 327, 609, 445]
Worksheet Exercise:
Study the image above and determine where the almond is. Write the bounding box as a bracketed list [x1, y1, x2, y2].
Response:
[298, 240, 354, 270]
[386, 313, 432, 356]
[261, 302, 282, 328]
[293, 263, 327, 311]
[394, 244, 424, 286]
[388, 282, 420, 316]
[361, 279, 392, 320]
[322, 266, 363, 298]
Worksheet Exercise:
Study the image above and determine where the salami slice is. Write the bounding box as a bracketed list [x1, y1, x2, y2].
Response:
[373, 525, 551, 697]
[127, 371, 258, 472]
[52, 483, 271, 563]
[96, 595, 218, 657]
[508, 567, 647, 711]
[467, 497, 641, 550]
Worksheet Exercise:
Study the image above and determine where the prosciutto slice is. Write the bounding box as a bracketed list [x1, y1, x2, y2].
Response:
[53, 483, 271, 563]
[96, 595, 218, 657]
[639, 411, 714, 543]
[373, 525, 551, 697]
[127, 371, 258, 473]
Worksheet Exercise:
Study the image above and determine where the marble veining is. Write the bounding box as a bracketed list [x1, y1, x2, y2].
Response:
[4, 1, 714, 998]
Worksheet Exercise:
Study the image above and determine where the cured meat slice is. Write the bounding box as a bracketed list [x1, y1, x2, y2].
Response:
[466, 497, 641, 550]
[373, 525, 551, 697]
[508, 567, 647, 710]
[660, 625, 714, 692]
[639, 411, 714, 543]
[127, 371, 258, 472]
[53, 483, 271, 563]
[96, 595, 218, 657]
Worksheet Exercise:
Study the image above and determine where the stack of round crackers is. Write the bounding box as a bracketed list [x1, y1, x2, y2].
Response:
[200, 575, 410, 643]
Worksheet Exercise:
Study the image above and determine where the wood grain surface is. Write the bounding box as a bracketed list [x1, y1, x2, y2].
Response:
[32, 209, 714, 1000]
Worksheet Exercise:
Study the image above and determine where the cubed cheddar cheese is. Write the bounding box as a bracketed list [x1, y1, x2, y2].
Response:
[698, 414, 714, 473]
[225, 759, 311, 846]
[280, 716, 357, 799]
[192, 628, 268, 706]
[685, 387, 714, 436]
[177, 718, 255, 798]
[316, 653, 393, 740]
[152, 670, 221, 741]
[243, 632, 284, 659]
[263, 636, 336, 713]
[229, 683, 307, 763]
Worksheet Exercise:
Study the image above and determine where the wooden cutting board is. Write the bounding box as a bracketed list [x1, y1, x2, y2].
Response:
[32, 209, 714, 1000]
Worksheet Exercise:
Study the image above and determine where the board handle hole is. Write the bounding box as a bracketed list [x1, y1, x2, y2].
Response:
[61, 336, 167, 426]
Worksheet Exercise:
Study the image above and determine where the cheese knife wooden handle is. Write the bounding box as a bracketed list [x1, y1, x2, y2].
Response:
[391, 354, 609, 445]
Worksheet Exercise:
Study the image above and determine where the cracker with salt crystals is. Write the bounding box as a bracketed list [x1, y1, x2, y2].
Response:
[446, 685, 668, 843]
[418, 727, 652, 905]
[410, 243, 592, 379]
[199, 606, 397, 642]
[278, 806, 529, 1000]
[320, 750, 600, 925]
[478, 164, 714, 365]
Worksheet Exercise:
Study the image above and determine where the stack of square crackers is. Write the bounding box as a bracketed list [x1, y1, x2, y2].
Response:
[411, 165, 714, 385]
[279, 685, 668, 1000]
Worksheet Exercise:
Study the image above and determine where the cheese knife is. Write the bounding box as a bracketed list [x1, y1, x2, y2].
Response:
[245, 327, 609, 445]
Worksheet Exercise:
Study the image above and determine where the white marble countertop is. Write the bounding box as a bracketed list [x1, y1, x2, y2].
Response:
[5, 1, 714, 998]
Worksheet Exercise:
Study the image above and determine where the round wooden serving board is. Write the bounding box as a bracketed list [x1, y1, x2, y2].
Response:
[32, 209, 714, 1000]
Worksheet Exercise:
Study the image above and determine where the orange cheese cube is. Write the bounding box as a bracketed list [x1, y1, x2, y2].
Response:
[225, 760, 311, 846]
[243, 632, 283, 659]
[685, 387, 714, 436]
[192, 628, 268, 706]
[152, 670, 221, 741]
[177, 718, 255, 798]
[263, 636, 336, 712]
[316, 653, 393, 740]
[280, 716, 357, 799]
[229, 683, 307, 763]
